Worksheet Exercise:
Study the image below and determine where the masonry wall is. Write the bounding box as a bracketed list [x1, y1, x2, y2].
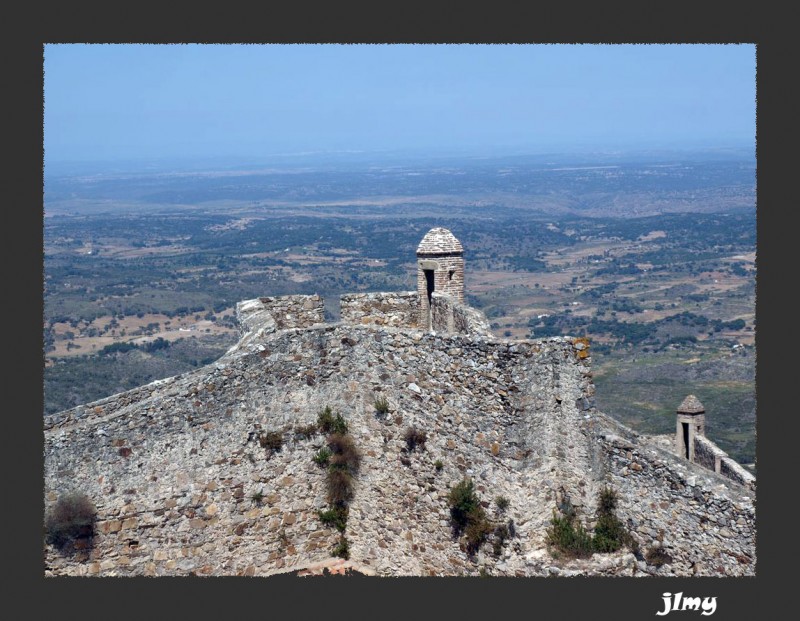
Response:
[693, 433, 756, 491]
[693, 434, 723, 472]
[339, 292, 419, 328]
[598, 423, 755, 576]
[44, 322, 599, 577]
[430, 292, 491, 336]
[720, 456, 757, 490]
[43, 293, 754, 578]
[417, 253, 465, 310]
[257, 295, 325, 329]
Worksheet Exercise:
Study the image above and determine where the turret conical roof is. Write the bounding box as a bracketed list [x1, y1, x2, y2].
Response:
[416, 228, 463, 255]
[677, 394, 705, 414]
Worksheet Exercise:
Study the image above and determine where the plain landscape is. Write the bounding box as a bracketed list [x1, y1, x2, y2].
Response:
[44, 148, 756, 466]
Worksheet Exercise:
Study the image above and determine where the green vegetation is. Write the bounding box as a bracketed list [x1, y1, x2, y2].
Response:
[531, 311, 746, 349]
[317, 406, 348, 435]
[447, 478, 493, 554]
[448, 478, 482, 532]
[434, 459, 444, 472]
[45, 492, 97, 551]
[100, 341, 139, 355]
[313, 446, 332, 467]
[99, 336, 172, 356]
[546, 507, 595, 559]
[464, 514, 494, 555]
[44, 334, 231, 415]
[251, 490, 265, 505]
[546, 487, 635, 559]
[495, 496, 510, 512]
[314, 411, 361, 558]
[506, 256, 547, 272]
[332, 535, 350, 560]
[318, 506, 349, 532]
[591, 487, 633, 553]
[373, 395, 390, 415]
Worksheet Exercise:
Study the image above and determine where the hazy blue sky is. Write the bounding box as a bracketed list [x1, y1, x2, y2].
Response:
[44, 44, 756, 164]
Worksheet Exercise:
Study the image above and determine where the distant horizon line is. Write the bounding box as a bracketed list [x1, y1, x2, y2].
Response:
[44, 142, 756, 176]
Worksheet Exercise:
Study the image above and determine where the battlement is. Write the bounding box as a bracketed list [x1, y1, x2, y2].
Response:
[235, 288, 492, 340]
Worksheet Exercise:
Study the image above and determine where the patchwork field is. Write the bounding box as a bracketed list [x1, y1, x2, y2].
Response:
[43, 153, 756, 464]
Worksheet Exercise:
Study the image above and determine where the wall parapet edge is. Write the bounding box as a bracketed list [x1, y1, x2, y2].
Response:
[430, 292, 491, 336]
[256, 294, 325, 329]
[339, 291, 419, 328]
[596, 422, 755, 576]
[694, 434, 755, 491]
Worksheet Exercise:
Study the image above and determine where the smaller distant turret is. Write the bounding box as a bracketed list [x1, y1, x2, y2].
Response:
[675, 394, 706, 461]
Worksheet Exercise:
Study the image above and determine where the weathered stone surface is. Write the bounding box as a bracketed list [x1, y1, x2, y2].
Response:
[44, 284, 754, 577]
[430, 293, 491, 336]
[417, 229, 466, 328]
[416, 228, 464, 255]
[677, 394, 705, 414]
[598, 423, 755, 576]
[256, 295, 325, 330]
[340, 292, 419, 328]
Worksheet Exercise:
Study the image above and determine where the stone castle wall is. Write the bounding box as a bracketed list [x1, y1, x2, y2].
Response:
[430, 292, 492, 336]
[598, 423, 755, 576]
[43, 291, 755, 578]
[719, 455, 757, 490]
[339, 292, 419, 328]
[693, 433, 725, 472]
[45, 317, 604, 577]
[256, 295, 325, 329]
[692, 434, 756, 492]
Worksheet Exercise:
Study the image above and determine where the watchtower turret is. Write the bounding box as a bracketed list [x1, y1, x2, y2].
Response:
[675, 394, 706, 461]
[416, 228, 464, 328]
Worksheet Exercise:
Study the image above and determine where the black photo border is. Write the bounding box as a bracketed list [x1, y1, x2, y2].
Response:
[7, 3, 789, 619]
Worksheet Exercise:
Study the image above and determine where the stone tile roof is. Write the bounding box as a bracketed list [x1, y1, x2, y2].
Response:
[416, 227, 463, 255]
[677, 394, 705, 414]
